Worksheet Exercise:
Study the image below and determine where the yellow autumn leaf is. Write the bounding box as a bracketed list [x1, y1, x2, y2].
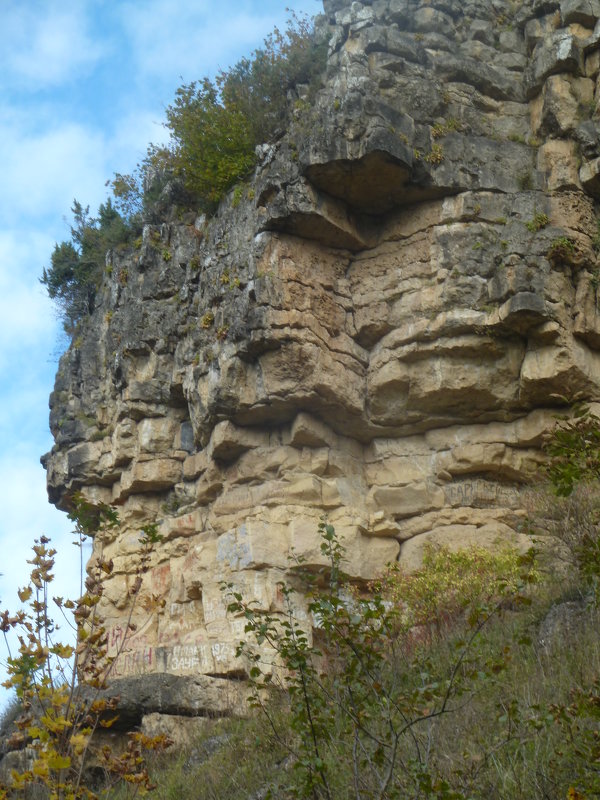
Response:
[17, 587, 32, 602]
[70, 732, 90, 755]
[99, 715, 119, 729]
[50, 644, 74, 659]
[32, 759, 49, 778]
[47, 754, 71, 770]
[40, 714, 70, 734]
[10, 769, 33, 787]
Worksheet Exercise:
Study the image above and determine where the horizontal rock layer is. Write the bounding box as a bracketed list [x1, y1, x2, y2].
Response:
[44, 0, 600, 714]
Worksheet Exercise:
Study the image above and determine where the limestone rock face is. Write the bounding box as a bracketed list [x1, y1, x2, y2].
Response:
[44, 0, 600, 715]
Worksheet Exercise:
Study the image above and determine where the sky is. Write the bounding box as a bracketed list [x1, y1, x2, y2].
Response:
[0, 0, 322, 711]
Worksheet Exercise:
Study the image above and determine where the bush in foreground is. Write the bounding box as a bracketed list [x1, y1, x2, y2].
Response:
[0, 500, 168, 799]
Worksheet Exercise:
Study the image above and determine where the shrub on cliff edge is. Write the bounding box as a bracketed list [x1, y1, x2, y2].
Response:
[43, 12, 327, 335]
[41, 199, 132, 334]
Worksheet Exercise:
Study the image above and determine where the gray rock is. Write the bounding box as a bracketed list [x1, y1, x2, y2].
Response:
[413, 6, 455, 34]
[434, 52, 522, 101]
[561, 0, 600, 27]
[575, 119, 600, 158]
[468, 19, 496, 46]
[579, 155, 600, 195]
[525, 30, 584, 98]
[180, 421, 195, 453]
[498, 292, 549, 334]
[525, 14, 561, 55]
[94, 674, 247, 729]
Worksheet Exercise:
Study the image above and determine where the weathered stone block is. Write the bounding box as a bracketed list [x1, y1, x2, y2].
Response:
[579, 155, 600, 194]
[538, 140, 582, 191]
[138, 417, 177, 453]
[561, 0, 600, 27]
[525, 31, 583, 98]
[116, 459, 182, 499]
[369, 484, 445, 520]
[207, 420, 267, 463]
[525, 13, 562, 54]
[216, 522, 289, 570]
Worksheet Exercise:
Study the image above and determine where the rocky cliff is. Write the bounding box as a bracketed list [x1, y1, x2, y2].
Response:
[44, 0, 600, 723]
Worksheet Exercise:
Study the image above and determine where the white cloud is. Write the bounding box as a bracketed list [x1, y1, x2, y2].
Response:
[0, 234, 59, 372]
[107, 108, 170, 167]
[0, 4, 105, 89]
[117, 0, 322, 85]
[0, 120, 109, 225]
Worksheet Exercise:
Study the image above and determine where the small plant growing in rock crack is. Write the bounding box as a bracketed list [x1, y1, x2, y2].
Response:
[424, 143, 444, 165]
[0, 497, 169, 799]
[525, 212, 549, 232]
[201, 311, 214, 329]
[231, 185, 245, 208]
[547, 236, 576, 265]
[222, 521, 536, 799]
[431, 118, 461, 139]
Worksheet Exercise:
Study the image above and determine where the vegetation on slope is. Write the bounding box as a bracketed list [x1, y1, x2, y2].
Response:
[106, 590, 600, 800]
[40, 12, 327, 334]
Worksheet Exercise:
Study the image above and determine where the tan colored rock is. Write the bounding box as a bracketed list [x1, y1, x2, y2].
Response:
[207, 420, 268, 462]
[115, 458, 183, 500]
[538, 140, 582, 191]
[138, 418, 178, 453]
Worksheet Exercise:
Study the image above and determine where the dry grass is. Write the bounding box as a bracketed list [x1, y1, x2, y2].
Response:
[104, 564, 600, 798]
